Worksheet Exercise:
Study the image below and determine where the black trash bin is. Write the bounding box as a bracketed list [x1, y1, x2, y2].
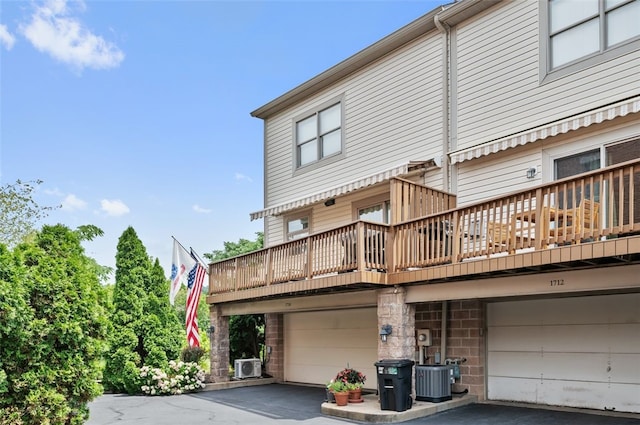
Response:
[374, 359, 414, 412]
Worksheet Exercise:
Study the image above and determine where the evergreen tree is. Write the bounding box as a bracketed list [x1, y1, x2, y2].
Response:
[102, 227, 182, 394]
[0, 225, 107, 424]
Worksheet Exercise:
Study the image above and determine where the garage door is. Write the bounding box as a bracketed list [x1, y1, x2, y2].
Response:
[284, 308, 377, 389]
[487, 294, 640, 413]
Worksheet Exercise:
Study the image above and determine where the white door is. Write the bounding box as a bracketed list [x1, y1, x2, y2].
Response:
[284, 308, 377, 389]
[487, 294, 640, 413]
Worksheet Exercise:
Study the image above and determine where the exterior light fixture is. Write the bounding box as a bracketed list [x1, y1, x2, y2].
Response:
[380, 324, 392, 342]
[324, 198, 336, 207]
[526, 167, 537, 179]
[207, 325, 215, 335]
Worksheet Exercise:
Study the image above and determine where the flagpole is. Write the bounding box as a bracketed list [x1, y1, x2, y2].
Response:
[171, 235, 191, 254]
[190, 247, 209, 272]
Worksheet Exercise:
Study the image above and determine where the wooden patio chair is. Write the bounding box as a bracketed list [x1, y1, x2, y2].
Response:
[549, 199, 600, 243]
[487, 221, 534, 255]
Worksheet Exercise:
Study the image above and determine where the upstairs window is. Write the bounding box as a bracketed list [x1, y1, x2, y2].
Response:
[295, 102, 342, 168]
[548, 0, 640, 70]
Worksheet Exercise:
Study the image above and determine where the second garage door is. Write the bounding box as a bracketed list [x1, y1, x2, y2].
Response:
[487, 293, 640, 413]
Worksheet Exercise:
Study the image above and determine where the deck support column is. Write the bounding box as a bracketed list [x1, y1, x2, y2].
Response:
[264, 313, 284, 381]
[208, 304, 230, 382]
[377, 286, 415, 361]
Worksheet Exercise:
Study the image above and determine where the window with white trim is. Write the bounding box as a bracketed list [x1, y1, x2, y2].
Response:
[286, 213, 310, 241]
[547, 0, 640, 70]
[354, 195, 391, 224]
[295, 102, 342, 168]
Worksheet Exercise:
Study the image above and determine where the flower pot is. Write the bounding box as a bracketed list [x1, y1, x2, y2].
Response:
[348, 387, 363, 403]
[334, 391, 349, 406]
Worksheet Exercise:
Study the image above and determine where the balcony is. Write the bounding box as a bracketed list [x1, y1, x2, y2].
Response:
[208, 159, 640, 303]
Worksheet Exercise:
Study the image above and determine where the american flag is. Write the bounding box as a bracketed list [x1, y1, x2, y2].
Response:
[186, 258, 206, 347]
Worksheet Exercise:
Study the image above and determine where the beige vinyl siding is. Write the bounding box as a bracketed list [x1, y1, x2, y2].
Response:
[456, 143, 541, 206]
[265, 184, 390, 247]
[454, 1, 640, 152]
[263, 32, 444, 212]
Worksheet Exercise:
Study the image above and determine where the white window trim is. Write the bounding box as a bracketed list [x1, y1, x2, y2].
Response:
[352, 194, 391, 224]
[539, 0, 640, 84]
[284, 210, 312, 241]
[292, 95, 345, 175]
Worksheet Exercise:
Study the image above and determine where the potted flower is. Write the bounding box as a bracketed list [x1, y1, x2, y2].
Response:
[335, 366, 366, 403]
[327, 380, 349, 406]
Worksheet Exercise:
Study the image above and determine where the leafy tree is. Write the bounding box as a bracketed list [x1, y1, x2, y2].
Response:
[203, 232, 263, 261]
[0, 225, 108, 425]
[205, 232, 265, 365]
[102, 227, 182, 394]
[0, 180, 59, 247]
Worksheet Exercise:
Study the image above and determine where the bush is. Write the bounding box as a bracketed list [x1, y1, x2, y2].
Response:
[181, 346, 206, 363]
[139, 360, 206, 396]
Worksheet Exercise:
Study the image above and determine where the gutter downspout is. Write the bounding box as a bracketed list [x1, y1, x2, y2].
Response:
[434, 10, 451, 194]
[434, 10, 450, 365]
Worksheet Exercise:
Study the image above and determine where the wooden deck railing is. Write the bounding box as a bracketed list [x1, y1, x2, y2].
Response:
[211, 159, 640, 293]
[390, 177, 456, 224]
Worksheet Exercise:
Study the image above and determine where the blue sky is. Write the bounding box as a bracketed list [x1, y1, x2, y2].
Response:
[1, 0, 444, 280]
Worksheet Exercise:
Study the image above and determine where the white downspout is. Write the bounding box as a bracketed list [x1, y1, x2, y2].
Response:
[434, 10, 451, 365]
[434, 10, 452, 194]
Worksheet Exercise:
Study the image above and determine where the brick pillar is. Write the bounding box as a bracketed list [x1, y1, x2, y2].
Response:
[377, 287, 415, 360]
[209, 304, 230, 382]
[264, 313, 284, 381]
[415, 299, 486, 399]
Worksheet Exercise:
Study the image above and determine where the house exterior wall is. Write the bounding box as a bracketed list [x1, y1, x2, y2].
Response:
[454, 0, 640, 152]
[262, 33, 445, 245]
[415, 300, 486, 399]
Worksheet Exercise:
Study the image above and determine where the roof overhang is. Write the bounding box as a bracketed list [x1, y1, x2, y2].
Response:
[249, 159, 440, 221]
[449, 95, 640, 165]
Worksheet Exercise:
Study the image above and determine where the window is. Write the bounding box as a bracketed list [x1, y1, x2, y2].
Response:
[355, 196, 391, 224]
[554, 149, 601, 208]
[295, 101, 342, 168]
[286, 213, 310, 241]
[546, 0, 640, 71]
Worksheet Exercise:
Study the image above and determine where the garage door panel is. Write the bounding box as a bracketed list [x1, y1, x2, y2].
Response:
[607, 323, 640, 351]
[541, 324, 612, 352]
[610, 353, 640, 383]
[488, 326, 543, 351]
[487, 377, 540, 403]
[487, 301, 543, 326]
[287, 328, 376, 348]
[488, 351, 543, 378]
[540, 352, 610, 382]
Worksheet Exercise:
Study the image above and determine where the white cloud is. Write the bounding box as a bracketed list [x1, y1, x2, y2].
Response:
[0, 24, 16, 50]
[61, 193, 87, 211]
[193, 204, 212, 214]
[44, 187, 64, 197]
[20, 0, 124, 71]
[100, 199, 130, 217]
[235, 172, 253, 183]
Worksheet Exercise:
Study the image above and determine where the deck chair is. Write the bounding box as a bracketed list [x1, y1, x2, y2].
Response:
[550, 199, 600, 243]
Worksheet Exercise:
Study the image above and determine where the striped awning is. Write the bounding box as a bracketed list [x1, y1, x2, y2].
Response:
[249, 159, 438, 221]
[450, 96, 640, 165]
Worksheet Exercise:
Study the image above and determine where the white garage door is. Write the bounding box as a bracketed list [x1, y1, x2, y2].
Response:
[488, 293, 640, 413]
[284, 308, 377, 389]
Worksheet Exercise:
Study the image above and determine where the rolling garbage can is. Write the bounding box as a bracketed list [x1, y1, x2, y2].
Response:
[374, 359, 414, 412]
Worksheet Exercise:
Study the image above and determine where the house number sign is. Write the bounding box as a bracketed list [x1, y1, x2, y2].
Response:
[550, 279, 565, 286]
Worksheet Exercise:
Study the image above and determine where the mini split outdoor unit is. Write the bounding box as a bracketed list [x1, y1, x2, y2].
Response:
[415, 365, 453, 402]
[234, 358, 262, 379]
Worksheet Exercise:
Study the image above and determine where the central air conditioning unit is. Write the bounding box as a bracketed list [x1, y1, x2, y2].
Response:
[234, 358, 262, 379]
[415, 365, 452, 402]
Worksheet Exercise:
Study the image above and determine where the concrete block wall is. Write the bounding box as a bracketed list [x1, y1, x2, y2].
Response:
[264, 313, 284, 381]
[209, 305, 230, 382]
[415, 299, 486, 399]
[377, 287, 416, 360]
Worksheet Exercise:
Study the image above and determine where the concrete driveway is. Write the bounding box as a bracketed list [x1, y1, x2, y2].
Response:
[87, 383, 640, 425]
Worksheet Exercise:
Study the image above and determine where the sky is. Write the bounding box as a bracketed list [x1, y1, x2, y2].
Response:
[0, 0, 445, 281]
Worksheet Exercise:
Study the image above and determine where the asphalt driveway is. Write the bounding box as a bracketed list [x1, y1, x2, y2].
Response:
[87, 383, 640, 425]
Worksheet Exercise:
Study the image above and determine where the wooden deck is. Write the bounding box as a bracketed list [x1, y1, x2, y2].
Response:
[208, 159, 640, 303]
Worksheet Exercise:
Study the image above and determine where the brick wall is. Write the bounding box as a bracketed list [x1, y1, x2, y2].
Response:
[415, 299, 486, 399]
[377, 287, 416, 360]
[209, 305, 230, 382]
[264, 313, 284, 381]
